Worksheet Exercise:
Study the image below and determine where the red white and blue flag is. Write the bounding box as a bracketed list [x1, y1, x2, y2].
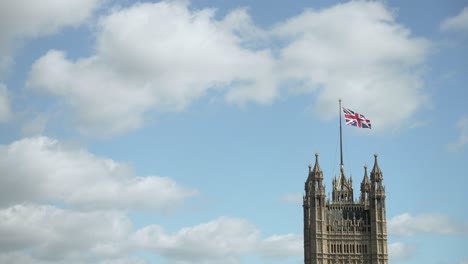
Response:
[342, 107, 372, 129]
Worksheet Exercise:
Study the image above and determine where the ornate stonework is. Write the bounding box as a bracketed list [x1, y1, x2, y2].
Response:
[303, 154, 388, 264]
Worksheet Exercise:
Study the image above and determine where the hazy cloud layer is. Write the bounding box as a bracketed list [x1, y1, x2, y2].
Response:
[259, 234, 303, 258]
[0, 0, 103, 74]
[21, 114, 49, 136]
[447, 116, 468, 151]
[388, 212, 468, 236]
[0, 136, 197, 210]
[27, 1, 430, 135]
[440, 7, 468, 32]
[0, 83, 11, 122]
[388, 242, 416, 260]
[281, 193, 303, 204]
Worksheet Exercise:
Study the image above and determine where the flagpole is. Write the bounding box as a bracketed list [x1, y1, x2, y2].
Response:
[339, 98, 343, 169]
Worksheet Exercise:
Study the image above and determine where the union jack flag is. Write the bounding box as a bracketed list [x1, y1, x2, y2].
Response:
[342, 107, 372, 129]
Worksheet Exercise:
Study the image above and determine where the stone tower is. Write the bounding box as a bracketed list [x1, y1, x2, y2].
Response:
[303, 153, 388, 264]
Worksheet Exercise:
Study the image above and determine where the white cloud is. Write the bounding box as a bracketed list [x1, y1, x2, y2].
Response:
[133, 216, 259, 263]
[133, 216, 304, 263]
[0, 204, 132, 261]
[28, 2, 276, 135]
[388, 213, 468, 236]
[259, 234, 302, 258]
[274, 1, 430, 131]
[0, 252, 150, 264]
[440, 7, 468, 32]
[0, 204, 149, 263]
[447, 116, 468, 151]
[459, 259, 468, 264]
[0, 136, 197, 210]
[0, 204, 300, 264]
[0, 83, 11, 122]
[281, 193, 303, 204]
[388, 242, 415, 260]
[27, 1, 430, 135]
[0, 0, 103, 74]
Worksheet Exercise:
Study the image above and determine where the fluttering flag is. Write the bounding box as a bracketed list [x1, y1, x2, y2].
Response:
[342, 107, 372, 129]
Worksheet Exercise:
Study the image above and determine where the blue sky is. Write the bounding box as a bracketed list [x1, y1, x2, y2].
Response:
[0, 0, 467, 263]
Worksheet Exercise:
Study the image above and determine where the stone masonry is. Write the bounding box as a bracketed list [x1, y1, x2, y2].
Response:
[303, 153, 388, 264]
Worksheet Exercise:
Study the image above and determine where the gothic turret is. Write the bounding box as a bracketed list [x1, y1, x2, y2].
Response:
[360, 164, 371, 207]
[370, 153, 385, 198]
[369, 153, 388, 264]
[303, 153, 327, 264]
[332, 165, 354, 203]
[305, 153, 325, 197]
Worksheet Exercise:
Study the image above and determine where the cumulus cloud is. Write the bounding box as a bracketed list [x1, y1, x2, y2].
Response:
[440, 7, 468, 32]
[0, 0, 103, 73]
[274, 1, 430, 130]
[133, 216, 259, 263]
[388, 242, 415, 260]
[27, 1, 429, 135]
[0, 83, 11, 122]
[447, 116, 468, 151]
[259, 234, 302, 258]
[28, 1, 275, 135]
[388, 213, 468, 236]
[0, 204, 132, 261]
[0, 136, 197, 210]
[0, 208, 302, 264]
[133, 216, 304, 263]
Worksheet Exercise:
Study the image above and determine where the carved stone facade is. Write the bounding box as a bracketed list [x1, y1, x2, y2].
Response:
[303, 153, 388, 264]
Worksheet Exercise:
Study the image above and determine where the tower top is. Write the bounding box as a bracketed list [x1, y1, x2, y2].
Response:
[371, 153, 383, 182]
[311, 153, 322, 173]
[361, 164, 370, 188]
[373, 153, 380, 171]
